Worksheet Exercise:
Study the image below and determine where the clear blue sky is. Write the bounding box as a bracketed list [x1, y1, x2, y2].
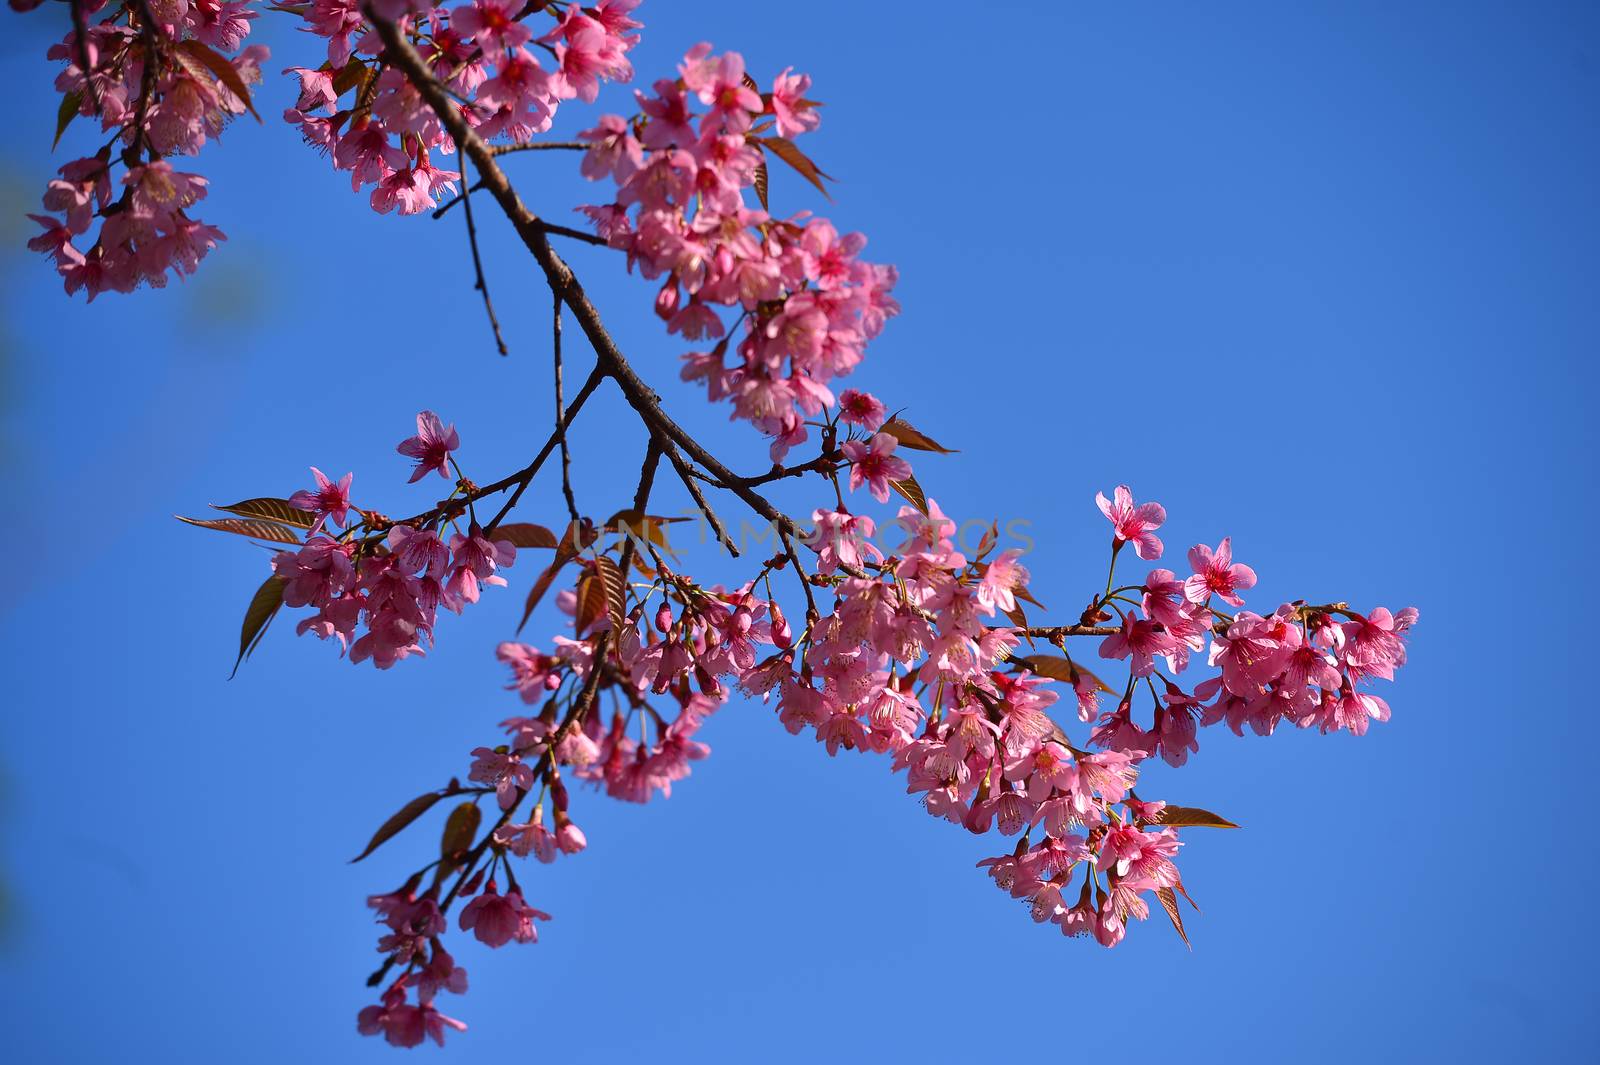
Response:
[1, 2, 1595, 1061]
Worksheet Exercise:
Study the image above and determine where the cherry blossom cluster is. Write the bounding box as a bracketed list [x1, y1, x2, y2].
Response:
[273, 410, 517, 669]
[284, 0, 640, 215]
[575, 44, 900, 460]
[358, 541, 794, 1046]
[9, 0, 1424, 1046]
[19, 0, 267, 298]
[736, 479, 1416, 946]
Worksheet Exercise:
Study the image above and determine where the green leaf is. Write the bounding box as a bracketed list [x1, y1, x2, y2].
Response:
[350, 791, 445, 862]
[54, 90, 82, 150]
[176, 38, 262, 122]
[1156, 805, 1239, 829]
[212, 497, 317, 529]
[232, 574, 285, 677]
[177, 514, 304, 545]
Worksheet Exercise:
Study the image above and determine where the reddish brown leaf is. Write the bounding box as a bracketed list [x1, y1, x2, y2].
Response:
[232, 574, 285, 677]
[890, 474, 927, 514]
[516, 525, 595, 632]
[574, 567, 608, 635]
[975, 521, 998, 562]
[757, 135, 833, 199]
[350, 791, 445, 862]
[753, 156, 770, 211]
[1156, 886, 1192, 949]
[1156, 805, 1240, 829]
[1017, 654, 1115, 694]
[492, 522, 558, 548]
[178, 514, 304, 545]
[593, 555, 627, 636]
[439, 801, 481, 864]
[880, 417, 957, 454]
[176, 38, 261, 121]
[212, 497, 317, 529]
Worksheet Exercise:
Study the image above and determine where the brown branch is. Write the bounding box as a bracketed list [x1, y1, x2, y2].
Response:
[370, 15, 810, 541]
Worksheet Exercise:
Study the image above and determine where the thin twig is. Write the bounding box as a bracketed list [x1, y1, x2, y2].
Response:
[1021, 625, 1122, 638]
[488, 140, 589, 156]
[553, 286, 579, 523]
[459, 157, 509, 355]
[779, 526, 819, 625]
[655, 430, 739, 558]
[482, 363, 605, 533]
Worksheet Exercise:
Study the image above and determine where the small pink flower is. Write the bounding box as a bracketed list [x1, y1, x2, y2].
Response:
[452, 0, 532, 54]
[1183, 537, 1257, 606]
[1095, 484, 1165, 560]
[1098, 611, 1181, 677]
[841, 431, 911, 504]
[770, 67, 820, 139]
[457, 881, 548, 948]
[289, 466, 353, 532]
[837, 388, 885, 429]
[467, 747, 535, 809]
[397, 410, 459, 483]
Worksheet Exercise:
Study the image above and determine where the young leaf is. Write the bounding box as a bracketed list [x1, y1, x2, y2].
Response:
[574, 567, 608, 635]
[331, 59, 370, 97]
[177, 515, 304, 545]
[176, 39, 262, 121]
[1156, 886, 1192, 949]
[1156, 805, 1240, 829]
[890, 474, 928, 514]
[492, 522, 558, 548]
[232, 574, 285, 677]
[438, 801, 482, 870]
[350, 791, 445, 862]
[756, 135, 833, 199]
[593, 555, 626, 636]
[516, 524, 596, 632]
[54, 90, 82, 150]
[881, 417, 957, 454]
[1016, 654, 1115, 694]
[753, 155, 770, 211]
[211, 497, 317, 529]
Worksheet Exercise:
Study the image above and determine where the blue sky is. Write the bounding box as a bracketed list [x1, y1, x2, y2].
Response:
[1, 1, 1595, 1061]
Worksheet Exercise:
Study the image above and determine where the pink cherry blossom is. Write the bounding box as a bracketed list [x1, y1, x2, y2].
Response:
[396, 410, 460, 483]
[1095, 484, 1166, 560]
[289, 466, 354, 532]
[457, 881, 548, 947]
[840, 431, 911, 504]
[1183, 537, 1257, 606]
